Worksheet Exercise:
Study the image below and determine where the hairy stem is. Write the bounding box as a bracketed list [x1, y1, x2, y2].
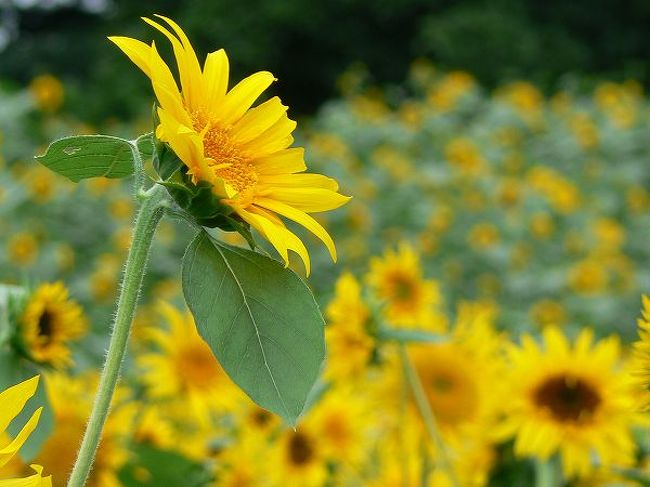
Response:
[66, 184, 166, 487]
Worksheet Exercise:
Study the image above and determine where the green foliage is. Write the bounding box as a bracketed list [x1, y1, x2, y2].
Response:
[35, 135, 136, 182]
[181, 230, 325, 425]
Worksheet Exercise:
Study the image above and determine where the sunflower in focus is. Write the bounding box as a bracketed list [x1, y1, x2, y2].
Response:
[631, 295, 650, 409]
[137, 302, 241, 422]
[19, 282, 87, 368]
[498, 326, 638, 478]
[367, 242, 445, 330]
[0, 376, 51, 486]
[110, 15, 349, 274]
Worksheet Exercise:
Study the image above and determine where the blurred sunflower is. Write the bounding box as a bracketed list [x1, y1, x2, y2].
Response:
[19, 282, 87, 368]
[110, 15, 349, 273]
[631, 295, 650, 409]
[0, 376, 51, 486]
[324, 272, 374, 381]
[270, 423, 326, 487]
[34, 373, 133, 487]
[498, 326, 638, 478]
[367, 242, 445, 330]
[137, 302, 241, 422]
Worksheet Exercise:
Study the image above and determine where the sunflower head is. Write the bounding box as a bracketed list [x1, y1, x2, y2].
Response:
[17, 282, 87, 368]
[110, 15, 350, 273]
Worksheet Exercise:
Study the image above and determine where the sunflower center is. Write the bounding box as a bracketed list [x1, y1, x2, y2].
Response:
[288, 432, 314, 466]
[177, 344, 222, 389]
[192, 110, 258, 193]
[37, 309, 54, 343]
[390, 273, 416, 300]
[533, 374, 601, 422]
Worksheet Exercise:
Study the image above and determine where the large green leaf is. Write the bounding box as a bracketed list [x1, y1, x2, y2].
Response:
[0, 350, 54, 460]
[35, 135, 136, 182]
[181, 231, 325, 425]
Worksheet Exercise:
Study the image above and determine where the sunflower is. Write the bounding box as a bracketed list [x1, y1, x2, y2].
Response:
[409, 301, 504, 437]
[632, 295, 650, 409]
[498, 326, 638, 478]
[19, 282, 87, 368]
[270, 422, 327, 487]
[0, 376, 52, 486]
[324, 272, 374, 381]
[109, 15, 349, 274]
[366, 242, 445, 330]
[137, 302, 242, 422]
[34, 373, 133, 487]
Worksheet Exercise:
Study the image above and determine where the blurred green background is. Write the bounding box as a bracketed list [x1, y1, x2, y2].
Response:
[2, 0, 650, 122]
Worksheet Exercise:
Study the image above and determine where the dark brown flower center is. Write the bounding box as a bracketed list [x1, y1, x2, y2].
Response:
[288, 432, 314, 466]
[533, 374, 601, 422]
[37, 309, 54, 343]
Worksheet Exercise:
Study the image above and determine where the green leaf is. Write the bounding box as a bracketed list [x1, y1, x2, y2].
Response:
[181, 231, 325, 425]
[35, 135, 136, 182]
[119, 444, 211, 487]
[377, 326, 446, 344]
[0, 350, 54, 461]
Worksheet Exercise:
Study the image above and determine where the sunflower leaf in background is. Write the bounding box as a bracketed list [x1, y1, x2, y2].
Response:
[0, 284, 23, 347]
[35, 135, 138, 182]
[181, 230, 325, 426]
[0, 351, 53, 461]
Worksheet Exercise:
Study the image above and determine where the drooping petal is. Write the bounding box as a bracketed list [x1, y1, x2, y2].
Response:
[260, 187, 351, 212]
[260, 173, 340, 191]
[255, 197, 337, 261]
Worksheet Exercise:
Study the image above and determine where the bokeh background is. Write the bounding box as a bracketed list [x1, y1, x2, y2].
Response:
[1, 1, 650, 486]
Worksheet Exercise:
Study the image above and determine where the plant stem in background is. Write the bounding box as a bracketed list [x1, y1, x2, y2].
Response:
[66, 184, 167, 487]
[398, 343, 460, 487]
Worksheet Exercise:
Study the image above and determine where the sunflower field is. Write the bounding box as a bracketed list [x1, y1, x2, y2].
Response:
[1, 8, 650, 487]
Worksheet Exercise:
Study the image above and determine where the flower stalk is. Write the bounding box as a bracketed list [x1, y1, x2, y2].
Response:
[66, 182, 167, 487]
[398, 343, 460, 487]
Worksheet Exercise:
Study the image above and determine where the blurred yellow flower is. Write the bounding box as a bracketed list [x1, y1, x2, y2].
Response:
[270, 424, 326, 487]
[29, 74, 64, 113]
[498, 327, 638, 478]
[7, 233, 39, 267]
[367, 243, 445, 330]
[20, 282, 87, 368]
[632, 295, 650, 410]
[110, 15, 349, 274]
[137, 302, 241, 421]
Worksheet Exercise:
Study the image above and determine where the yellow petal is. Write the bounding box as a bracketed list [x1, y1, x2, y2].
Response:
[0, 376, 39, 433]
[254, 197, 337, 261]
[0, 408, 42, 468]
[261, 187, 351, 212]
[238, 208, 289, 265]
[230, 96, 287, 144]
[107, 37, 152, 77]
[240, 114, 296, 156]
[253, 148, 307, 175]
[203, 49, 230, 109]
[218, 71, 276, 126]
[260, 173, 339, 191]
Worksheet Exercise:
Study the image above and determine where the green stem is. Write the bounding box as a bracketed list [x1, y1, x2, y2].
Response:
[398, 344, 460, 487]
[66, 184, 166, 487]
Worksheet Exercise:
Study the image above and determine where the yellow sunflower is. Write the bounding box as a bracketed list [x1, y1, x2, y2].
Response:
[34, 373, 134, 487]
[109, 15, 349, 274]
[0, 376, 51, 487]
[367, 242, 446, 330]
[137, 302, 242, 422]
[324, 272, 374, 381]
[19, 282, 87, 368]
[269, 422, 326, 487]
[498, 326, 638, 479]
[632, 295, 650, 409]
